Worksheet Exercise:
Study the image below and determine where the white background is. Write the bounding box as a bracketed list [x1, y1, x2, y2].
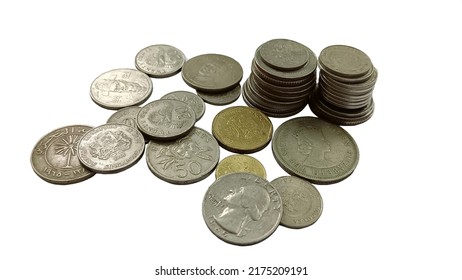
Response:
[1, 0, 461, 279]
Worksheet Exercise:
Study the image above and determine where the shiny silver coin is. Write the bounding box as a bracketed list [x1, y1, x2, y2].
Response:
[259, 38, 309, 71]
[197, 84, 241, 106]
[106, 106, 149, 143]
[135, 44, 186, 78]
[31, 125, 95, 184]
[202, 172, 282, 246]
[146, 127, 219, 184]
[90, 68, 153, 110]
[77, 123, 145, 174]
[160, 90, 205, 121]
[318, 45, 372, 78]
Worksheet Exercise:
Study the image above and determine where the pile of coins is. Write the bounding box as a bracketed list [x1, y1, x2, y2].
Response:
[242, 39, 318, 117]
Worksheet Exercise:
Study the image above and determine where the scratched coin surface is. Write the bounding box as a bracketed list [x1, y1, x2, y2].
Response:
[31, 125, 95, 184]
[202, 172, 282, 246]
[135, 44, 186, 78]
[146, 127, 220, 184]
[270, 176, 323, 228]
[77, 123, 145, 174]
[215, 154, 266, 179]
[259, 38, 309, 71]
[137, 99, 196, 141]
[197, 84, 241, 106]
[212, 106, 273, 153]
[90, 68, 153, 110]
[160, 90, 205, 121]
[272, 116, 359, 184]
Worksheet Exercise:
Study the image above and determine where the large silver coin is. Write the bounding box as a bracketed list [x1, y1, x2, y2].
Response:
[31, 125, 95, 184]
[90, 68, 153, 110]
[270, 176, 323, 228]
[135, 44, 186, 78]
[272, 117, 359, 184]
[137, 99, 196, 141]
[197, 84, 241, 106]
[202, 172, 282, 246]
[259, 38, 309, 71]
[77, 123, 145, 174]
[146, 127, 219, 184]
[160, 90, 205, 121]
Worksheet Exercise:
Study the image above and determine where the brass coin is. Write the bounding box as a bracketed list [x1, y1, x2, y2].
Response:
[215, 154, 267, 179]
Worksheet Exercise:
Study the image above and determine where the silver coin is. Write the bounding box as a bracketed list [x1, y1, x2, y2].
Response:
[146, 127, 219, 184]
[318, 45, 372, 78]
[31, 125, 95, 184]
[137, 99, 196, 141]
[106, 106, 149, 143]
[77, 123, 145, 174]
[202, 172, 282, 246]
[90, 68, 153, 110]
[135, 44, 186, 78]
[270, 176, 323, 229]
[160, 90, 205, 121]
[197, 84, 241, 106]
[259, 39, 309, 71]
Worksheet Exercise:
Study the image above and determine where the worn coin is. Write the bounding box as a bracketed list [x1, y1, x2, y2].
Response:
[160, 90, 205, 121]
[90, 68, 153, 110]
[272, 117, 359, 184]
[77, 123, 145, 174]
[146, 127, 219, 184]
[106, 106, 149, 143]
[318, 45, 372, 78]
[31, 125, 95, 184]
[137, 99, 196, 141]
[202, 172, 282, 246]
[212, 106, 273, 153]
[259, 38, 309, 71]
[215, 154, 266, 179]
[197, 84, 241, 106]
[270, 176, 323, 228]
[135, 44, 186, 78]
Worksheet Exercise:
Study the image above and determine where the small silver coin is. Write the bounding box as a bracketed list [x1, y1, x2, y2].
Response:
[135, 44, 186, 78]
[106, 106, 149, 143]
[202, 172, 282, 246]
[318, 45, 372, 78]
[77, 123, 145, 174]
[197, 84, 241, 106]
[90, 68, 153, 110]
[259, 38, 309, 71]
[146, 127, 219, 184]
[160, 90, 205, 121]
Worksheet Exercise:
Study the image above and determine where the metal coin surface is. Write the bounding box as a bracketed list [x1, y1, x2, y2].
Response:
[77, 123, 145, 174]
[212, 106, 273, 153]
[259, 39, 309, 71]
[215, 154, 266, 179]
[318, 45, 372, 78]
[137, 99, 196, 141]
[272, 117, 359, 184]
[197, 84, 241, 106]
[90, 68, 153, 110]
[106, 106, 149, 143]
[270, 176, 323, 228]
[182, 53, 243, 93]
[202, 172, 282, 246]
[31, 125, 95, 184]
[146, 127, 219, 184]
[135, 44, 186, 78]
[160, 90, 205, 121]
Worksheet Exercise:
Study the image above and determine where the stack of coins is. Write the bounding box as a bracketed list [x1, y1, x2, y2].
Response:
[242, 39, 318, 117]
[309, 45, 377, 125]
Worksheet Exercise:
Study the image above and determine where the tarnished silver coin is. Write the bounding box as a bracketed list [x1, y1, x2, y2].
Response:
[137, 99, 196, 141]
[160, 90, 205, 121]
[272, 117, 359, 184]
[146, 127, 219, 184]
[270, 176, 323, 229]
[202, 172, 282, 246]
[135, 44, 186, 78]
[318, 45, 372, 78]
[31, 125, 95, 184]
[77, 123, 145, 174]
[259, 39, 309, 71]
[90, 68, 153, 110]
[197, 84, 241, 106]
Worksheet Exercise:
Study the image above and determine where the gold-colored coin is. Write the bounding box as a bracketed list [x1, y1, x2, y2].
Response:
[215, 154, 267, 179]
[212, 106, 273, 153]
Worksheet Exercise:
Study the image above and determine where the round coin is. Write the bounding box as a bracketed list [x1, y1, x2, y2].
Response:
[270, 176, 323, 228]
[318, 45, 372, 78]
[215, 154, 266, 179]
[146, 127, 220, 184]
[212, 106, 273, 153]
[259, 38, 309, 71]
[202, 172, 282, 246]
[77, 123, 145, 174]
[135, 44, 186, 78]
[272, 117, 359, 184]
[90, 68, 153, 110]
[31, 125, 95, 184]
[160, 90, 205, 121]
[197, 84, 241, 106]
[107, 106, 149, 143]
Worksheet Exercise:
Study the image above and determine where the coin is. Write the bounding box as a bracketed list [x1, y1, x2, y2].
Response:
[215, 154, 266, 179]
[160, 90, 205, 121]
[197, 84, 241, 106]
[259, 38, 309, 71]
[31, 125, 95, 184]
[137, 99, 196, 141]
[77, 123, 145, 174]
[182, 53, 243, 93]
[135, 44, 186, 78]
[272, 117, 359, 184]
[146, 127, 220, 184]
[202, 172, 282, 246]
[270, 176, 323, 228]
[90, 68, 153, 110]
[212, 106, 273, 153]
[106, 106, 149, 143]
[318, 45, 372, 78]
